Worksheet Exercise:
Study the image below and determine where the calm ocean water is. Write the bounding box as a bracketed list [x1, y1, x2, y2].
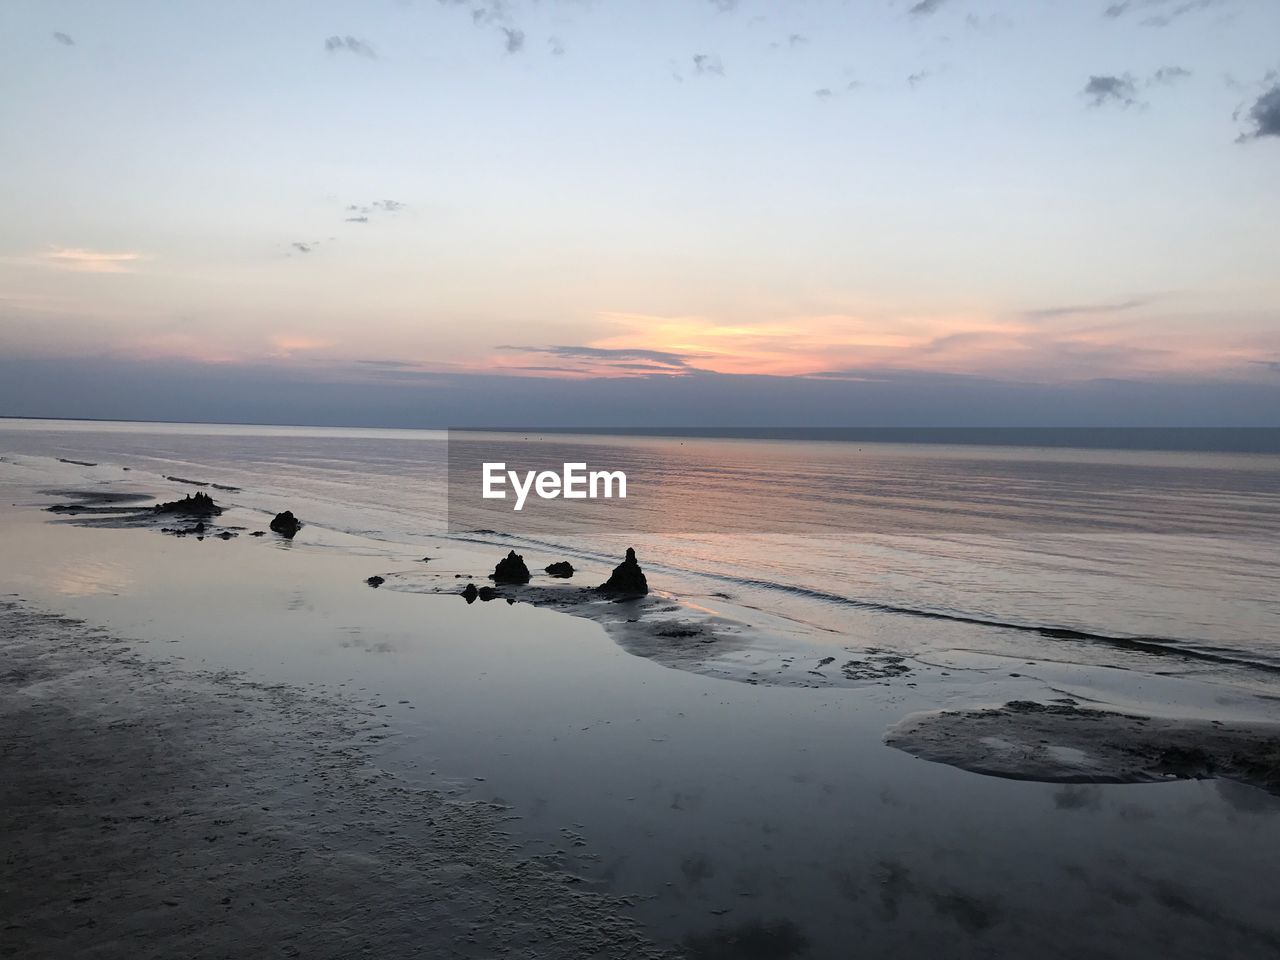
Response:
[3, 418, 1279, 672]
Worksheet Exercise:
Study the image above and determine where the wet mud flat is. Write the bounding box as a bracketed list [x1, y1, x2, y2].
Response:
[415, 574, 922, 689]
[0, 600, 674, 960]
[887, 700, 1280, 795]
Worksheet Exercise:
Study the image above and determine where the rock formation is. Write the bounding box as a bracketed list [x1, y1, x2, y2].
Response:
[269, 510, 302, 538]
[153, 492, 222, 517]
[490, 550, 531, 585]
[545, 561, 575, 578]
[598, 547, 648, 596]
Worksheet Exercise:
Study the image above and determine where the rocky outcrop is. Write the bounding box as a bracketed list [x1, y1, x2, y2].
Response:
[366, 576, 385, 588]
[490, 550, 531, 585]
[599, 547, 648, 597]
[153, 492, 222, 517]
[269, 510, 302, 538]
[545, 561, 575, 579]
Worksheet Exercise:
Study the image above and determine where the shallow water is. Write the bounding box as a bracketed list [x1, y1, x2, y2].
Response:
[3, 420, 1280, 956]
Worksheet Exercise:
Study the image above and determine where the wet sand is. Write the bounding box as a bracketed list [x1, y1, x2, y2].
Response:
[0, 600, 673, 959]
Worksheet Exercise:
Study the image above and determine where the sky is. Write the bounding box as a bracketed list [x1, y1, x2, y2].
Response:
[2, 0, 1279, 426]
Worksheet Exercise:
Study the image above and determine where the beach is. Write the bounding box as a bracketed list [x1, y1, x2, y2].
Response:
[4, 420, 1280, 958]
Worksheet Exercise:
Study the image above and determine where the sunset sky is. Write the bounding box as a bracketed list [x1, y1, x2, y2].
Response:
[2, 0, 1279, 425]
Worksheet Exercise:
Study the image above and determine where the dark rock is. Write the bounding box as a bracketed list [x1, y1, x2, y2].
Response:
[216, 531, 235, 540]
[461, 583, 479, 603]
[153, 492, 222, 517]
[269, 510, 302, 538]
[598, 547, 648, 596]
[490, 550, 531, 585]
[419, 557, 432, 563]
[250, 530, 266, 537]
[366, 576, 385, 588]
[478, 586, 499, 601]
[545, 561, 575, 578]
[194, 521, 206, 535]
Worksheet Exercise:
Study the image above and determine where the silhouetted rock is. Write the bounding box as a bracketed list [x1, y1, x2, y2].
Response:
[478, 585, 500, 601]
[366, 576, 385, 588]
[269, 510, 302, 538]
[153, 492, 221, 517]
[461, 583, 479, 603]
[250, 530, 266, 537]
[545, 561, 575, 578]
[490, 550, 531, 585]
[599, 547, 648, 596]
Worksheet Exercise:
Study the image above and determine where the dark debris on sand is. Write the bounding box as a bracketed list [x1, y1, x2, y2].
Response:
[154, 491, 222, 517]
[461, 583, 501, 603]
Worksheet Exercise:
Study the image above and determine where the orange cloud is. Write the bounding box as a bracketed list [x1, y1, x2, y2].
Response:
[585, 310, 1006, 376]
[487, 303, 1275, 382]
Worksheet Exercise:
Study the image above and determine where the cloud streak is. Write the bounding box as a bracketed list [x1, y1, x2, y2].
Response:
[1023, 298, 1150, 320]
[343, 199, 407, 223]
[40, 248, 142, 274]
[1151, 65, 1192, 85]
[692, 54, 724, 77]
[1083, 74, 1139, 107]
[1238, 83, 1280, 140]
[1104, 0, 1226, 27]
[908, 0, 950, 17]
[324, 35, 377, 59]
[52, 32, 74, 46]
[502, 27, 525, 54]
[497, 344, 705, 376]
